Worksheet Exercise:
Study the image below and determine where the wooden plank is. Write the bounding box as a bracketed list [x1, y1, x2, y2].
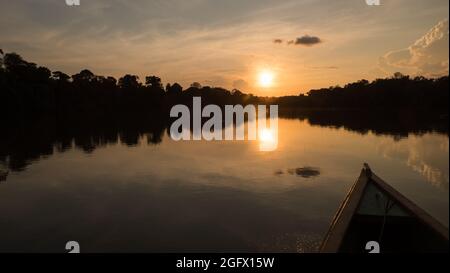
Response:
[320, 168, 370, 253]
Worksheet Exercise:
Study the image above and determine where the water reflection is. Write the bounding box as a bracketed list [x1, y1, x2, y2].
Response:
[287, 167, 321, 178]
[0, 113, 448, 252]
[259, 127, 278, 152]
[280, 108, 448, 140]
[376, 134, 449, 189]
[0, 114, 167, 173]
[274, 167, 321, 178]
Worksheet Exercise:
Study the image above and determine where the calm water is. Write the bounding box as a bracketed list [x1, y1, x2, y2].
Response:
[0, 118, 448, 252]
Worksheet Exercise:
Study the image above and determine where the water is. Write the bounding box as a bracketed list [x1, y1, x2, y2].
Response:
[0, 118, 448, 252]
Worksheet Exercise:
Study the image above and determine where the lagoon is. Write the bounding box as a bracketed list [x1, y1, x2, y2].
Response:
[0, 118, 448, 252]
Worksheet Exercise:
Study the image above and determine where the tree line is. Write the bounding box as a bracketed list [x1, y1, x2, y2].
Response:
[0, 51, 448, 119]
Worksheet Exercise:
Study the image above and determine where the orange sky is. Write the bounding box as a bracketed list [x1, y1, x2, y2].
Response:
[0, 0, 448, 96]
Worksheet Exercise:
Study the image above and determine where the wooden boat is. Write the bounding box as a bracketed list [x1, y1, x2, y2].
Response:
[320, 164, 449, 253]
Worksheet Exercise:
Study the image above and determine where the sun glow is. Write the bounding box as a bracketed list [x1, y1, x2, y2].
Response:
[259, 128, 274, 142]
[259, 127, 278, 152]
[258, 70, 274, 88]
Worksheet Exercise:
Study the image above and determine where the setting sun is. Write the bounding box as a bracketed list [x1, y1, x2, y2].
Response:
[258, 70, 275, 88]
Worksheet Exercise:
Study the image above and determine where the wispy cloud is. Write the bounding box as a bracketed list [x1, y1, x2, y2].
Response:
[379, 19, 449, 77]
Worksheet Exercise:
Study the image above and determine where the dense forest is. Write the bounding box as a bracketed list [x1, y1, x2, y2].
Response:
[0, 51, 448, 119]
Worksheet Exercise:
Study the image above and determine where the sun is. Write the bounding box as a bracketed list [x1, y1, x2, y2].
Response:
[258, 70, 274, 88]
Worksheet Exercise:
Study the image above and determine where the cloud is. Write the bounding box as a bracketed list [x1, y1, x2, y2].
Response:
[379, 19, 449, 77]
[294, 35, 322, 46]
[275, 35, 322, 47]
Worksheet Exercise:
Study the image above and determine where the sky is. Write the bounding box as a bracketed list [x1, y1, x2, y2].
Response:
[0, 0, 448, 96]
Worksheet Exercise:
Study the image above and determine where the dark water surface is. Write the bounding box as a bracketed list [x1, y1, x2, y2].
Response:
[0, 118, 448, 252]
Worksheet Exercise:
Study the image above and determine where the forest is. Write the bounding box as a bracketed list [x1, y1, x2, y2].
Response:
[1, 51, 448, 119]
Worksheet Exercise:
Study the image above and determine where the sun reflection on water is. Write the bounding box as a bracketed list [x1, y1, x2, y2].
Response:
[259, 127, 278, 152]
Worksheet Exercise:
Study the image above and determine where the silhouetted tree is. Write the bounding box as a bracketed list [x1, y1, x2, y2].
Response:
[52, 71, 70, 82]
[3, 52, 29, 69]
[393, 72, 406, 79]
[118, 74, 141, 89]
[72, 69, 95, 83]
[190, 82, 202, 89]
[166, 82, 183, 95]
[145, 76, 162, 89]
[0, 49, 4, 69]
